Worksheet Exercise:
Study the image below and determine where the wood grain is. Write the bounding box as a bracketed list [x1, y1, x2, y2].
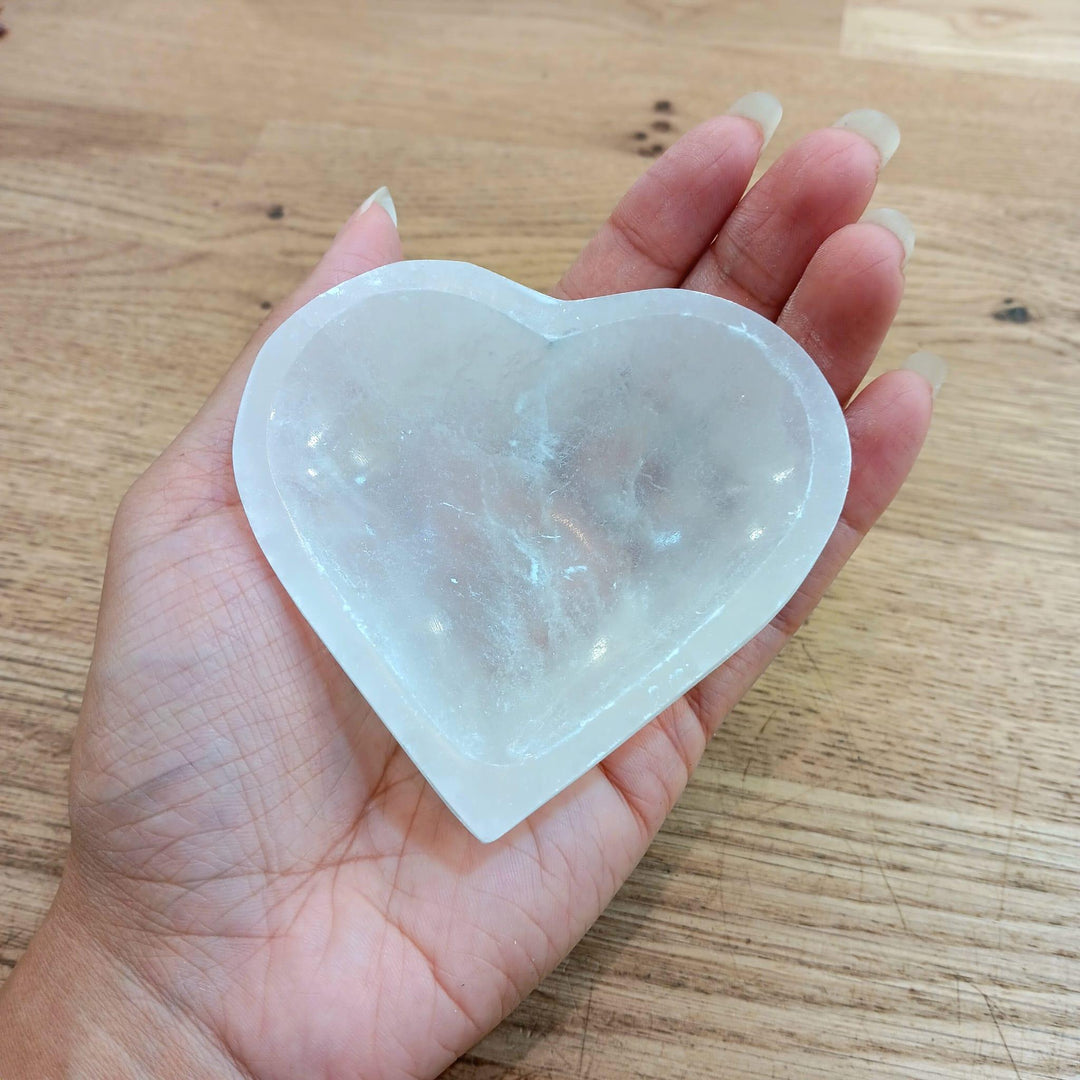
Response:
[1, 0, 1079, 1076]
[842, 1, 1080, 81]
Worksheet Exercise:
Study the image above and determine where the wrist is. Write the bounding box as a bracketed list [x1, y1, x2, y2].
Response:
[0, 873, 245, 1080]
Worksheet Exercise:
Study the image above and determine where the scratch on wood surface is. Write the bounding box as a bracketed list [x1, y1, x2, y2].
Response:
[756, 709, 778, 739]
[754, 784, 816, 822]
[971, 981, 1023, 1080]
[798, 637, 917, 936]
[997, 760, 1024, 920]
[740, 708, 778, 784]
[797, 637, 834, 707]
[868, 840, 913, 936]
[576, 981, 592, 1076]
[707, 830, 729, 924]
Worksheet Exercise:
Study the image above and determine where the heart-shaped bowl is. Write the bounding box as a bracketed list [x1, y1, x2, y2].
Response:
[233, 260, 850, 841]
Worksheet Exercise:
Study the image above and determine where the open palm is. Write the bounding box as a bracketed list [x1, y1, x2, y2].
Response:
[59, 105, 930, 1079]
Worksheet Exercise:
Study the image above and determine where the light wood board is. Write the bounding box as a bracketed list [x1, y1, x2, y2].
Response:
[1, 1, 1078, 1076]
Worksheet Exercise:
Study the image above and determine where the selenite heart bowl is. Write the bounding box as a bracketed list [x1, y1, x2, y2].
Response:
[233, 260, 850, 841]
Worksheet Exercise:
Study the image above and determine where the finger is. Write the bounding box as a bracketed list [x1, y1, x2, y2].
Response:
[778, 211, 913, 405]
[197, 187, 403, 442]
[552, 93, 782, 300]
[681, 110, 899, 321]
[597, 367, 935, 831]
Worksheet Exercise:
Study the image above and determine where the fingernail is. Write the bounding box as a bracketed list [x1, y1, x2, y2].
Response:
[902, 351, 947, 398]
[862, 207, 915, 267]
[727, 91, 783, 149]
[832, 108, 901, 166]
[359, 185, 398, 227]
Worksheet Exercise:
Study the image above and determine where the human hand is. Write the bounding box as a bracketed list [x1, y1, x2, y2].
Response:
[0, 97, 933, 1079]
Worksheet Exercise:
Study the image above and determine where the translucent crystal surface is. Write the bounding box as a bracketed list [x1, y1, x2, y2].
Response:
[233, 261, 850, 841]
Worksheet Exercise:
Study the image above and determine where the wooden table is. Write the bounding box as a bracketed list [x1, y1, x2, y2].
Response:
[2, 2, 1078, 1076]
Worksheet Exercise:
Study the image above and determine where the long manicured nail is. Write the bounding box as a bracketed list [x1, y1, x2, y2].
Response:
[903, 351, 947, 397]
[832, 109, 901, 166]
[728, 91, 783, 149]
[862, 207, 915, 267]
[359, 185, 398, 226]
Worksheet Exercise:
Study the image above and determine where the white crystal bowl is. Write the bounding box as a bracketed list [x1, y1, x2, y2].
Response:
[233, 261, 851, 841]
